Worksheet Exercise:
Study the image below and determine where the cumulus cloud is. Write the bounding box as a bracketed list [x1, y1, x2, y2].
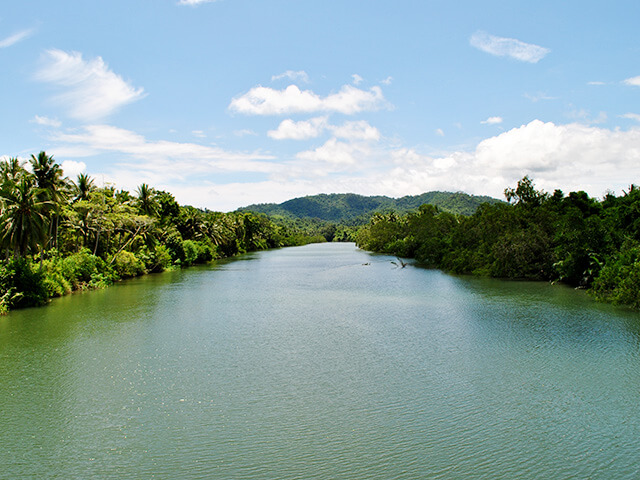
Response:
[352, 74, 364, 85]
[435, 128, 445, 137]
[381, 76, 393, 85]
[329, 120, 380, 141]
[35, 49, 145, 121]
[272, 70, 310, 83]
[296, 138, 368, 166]
[268, 118, 380, 141]
[229, 84, 387, 115]
[0, 28, 35, 48]
[481, 116, 503, 125]
[268, 117, 328, 140]
[60, 160, 87, 178]
[473, 120, 640, 191]
[470, 31, 550, 63]
[623, 76, 640, 87]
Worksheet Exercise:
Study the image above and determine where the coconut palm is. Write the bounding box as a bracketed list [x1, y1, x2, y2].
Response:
[135, 183, 158, 217]
[73, 173, 96, 202]
[29, 151, 68, 250]
[0, 157, 26, 184]
[0, 174, 51, 258]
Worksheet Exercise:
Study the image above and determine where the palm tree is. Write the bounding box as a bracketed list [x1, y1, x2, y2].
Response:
[29, 151, 68, 250]
[0, 174, 51, 258]
[135, 183, 158, 217]
[0, 157, 26, 184]
[72, 173, 95, 202]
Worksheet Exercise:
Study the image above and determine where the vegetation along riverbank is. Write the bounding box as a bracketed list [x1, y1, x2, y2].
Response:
[0, 152, 326, 314]
[3, 151, 640, 313]
[356, 176, 640, 309]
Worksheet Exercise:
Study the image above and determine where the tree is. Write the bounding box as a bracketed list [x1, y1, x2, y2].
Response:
[504, 175, 547, 207]
[0, 174, 51, 258]
[135, 183, 158, 217]
[30, 151, 68, 250]
[73, 173, 95, 202]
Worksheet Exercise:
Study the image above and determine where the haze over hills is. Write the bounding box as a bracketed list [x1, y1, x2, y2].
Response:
[238, 192, 502, 223]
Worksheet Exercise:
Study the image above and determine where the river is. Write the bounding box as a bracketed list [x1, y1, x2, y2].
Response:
[1, 243, 639, 479]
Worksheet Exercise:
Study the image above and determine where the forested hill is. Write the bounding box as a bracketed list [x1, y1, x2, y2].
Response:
[238, 192, 502, 223]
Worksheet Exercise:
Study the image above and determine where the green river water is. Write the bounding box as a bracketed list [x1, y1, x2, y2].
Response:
[1, 243, 639, 479]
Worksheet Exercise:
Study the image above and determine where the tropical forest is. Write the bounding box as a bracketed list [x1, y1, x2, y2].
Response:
[2, 152, 640, 314]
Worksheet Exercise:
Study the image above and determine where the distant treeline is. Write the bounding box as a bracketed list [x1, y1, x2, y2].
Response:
[356, 176, 640, 309]
[239, 191, 501, 223]
[0, 152, 326, 314]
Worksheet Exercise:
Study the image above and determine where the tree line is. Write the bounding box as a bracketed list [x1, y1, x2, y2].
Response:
[0, 152, 326, 313]
[356, 176, 640, 309]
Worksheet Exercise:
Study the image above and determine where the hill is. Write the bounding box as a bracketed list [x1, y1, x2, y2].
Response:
[238, 192, 502, 224]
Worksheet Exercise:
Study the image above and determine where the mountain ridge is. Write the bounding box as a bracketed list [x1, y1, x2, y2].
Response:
[238, 191, 503, 223]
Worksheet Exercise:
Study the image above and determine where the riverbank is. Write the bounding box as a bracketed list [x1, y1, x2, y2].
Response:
[356, 177, 640, 310]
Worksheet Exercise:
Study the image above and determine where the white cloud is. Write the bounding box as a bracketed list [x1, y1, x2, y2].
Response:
[435, 128, 445, 137]
[588, 81, 605, 86]
[60, 160, 86, 178]
[51, 124, 277, 176]
[481, 116, 503, 125]
[43, 118, 640, 213]
[35, 49, 145, 121]
[268, 118, 380, 141]
[0, 28, 35, 48]
[381, 76, 393, 85]
[329, 120, 380, 141]
[229, 84, 387, 115]
[623, 76, 640, 87]
[32, 115, 61, 127]
[271, 70, 309, 83]
[621, 113, 640, 122]
[296, 138, 369, 166]
[352, 74, 364, 85]
[472, 120, 640, 191]
[192, 130, 206, 138]
[470, 31, 550, 63]
[268, 117, 328, 140]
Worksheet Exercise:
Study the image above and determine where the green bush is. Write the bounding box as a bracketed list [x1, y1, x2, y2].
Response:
[182, 240, 199, 266]
[150, 244, 173, 272]
[43, 271, 72, 298]
[592, 242, 640, 307]
[111, 251, 145, 279]
[1, 258, 48, 309]
[61, 249, 107, 288]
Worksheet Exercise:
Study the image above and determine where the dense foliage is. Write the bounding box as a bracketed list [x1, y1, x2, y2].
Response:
[0, 152, 325, 313]
[239, 191, 501, 223]
[356, 176, 640, 309]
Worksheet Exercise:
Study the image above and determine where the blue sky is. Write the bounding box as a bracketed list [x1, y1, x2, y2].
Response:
[2, 0, 640, 211]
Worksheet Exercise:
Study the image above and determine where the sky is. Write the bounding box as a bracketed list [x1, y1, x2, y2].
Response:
[2, 0, 640, 211]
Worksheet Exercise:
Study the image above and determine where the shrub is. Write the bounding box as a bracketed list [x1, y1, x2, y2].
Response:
[149, 244, 173, 272]
[0, 258, 48, 309]
[111, 251, 145, 279]
[182, 240, 199, 266]
[61, 249, 107, 288]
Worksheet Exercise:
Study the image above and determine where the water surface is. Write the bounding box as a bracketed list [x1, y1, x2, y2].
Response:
[1, 243, 639, 479]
